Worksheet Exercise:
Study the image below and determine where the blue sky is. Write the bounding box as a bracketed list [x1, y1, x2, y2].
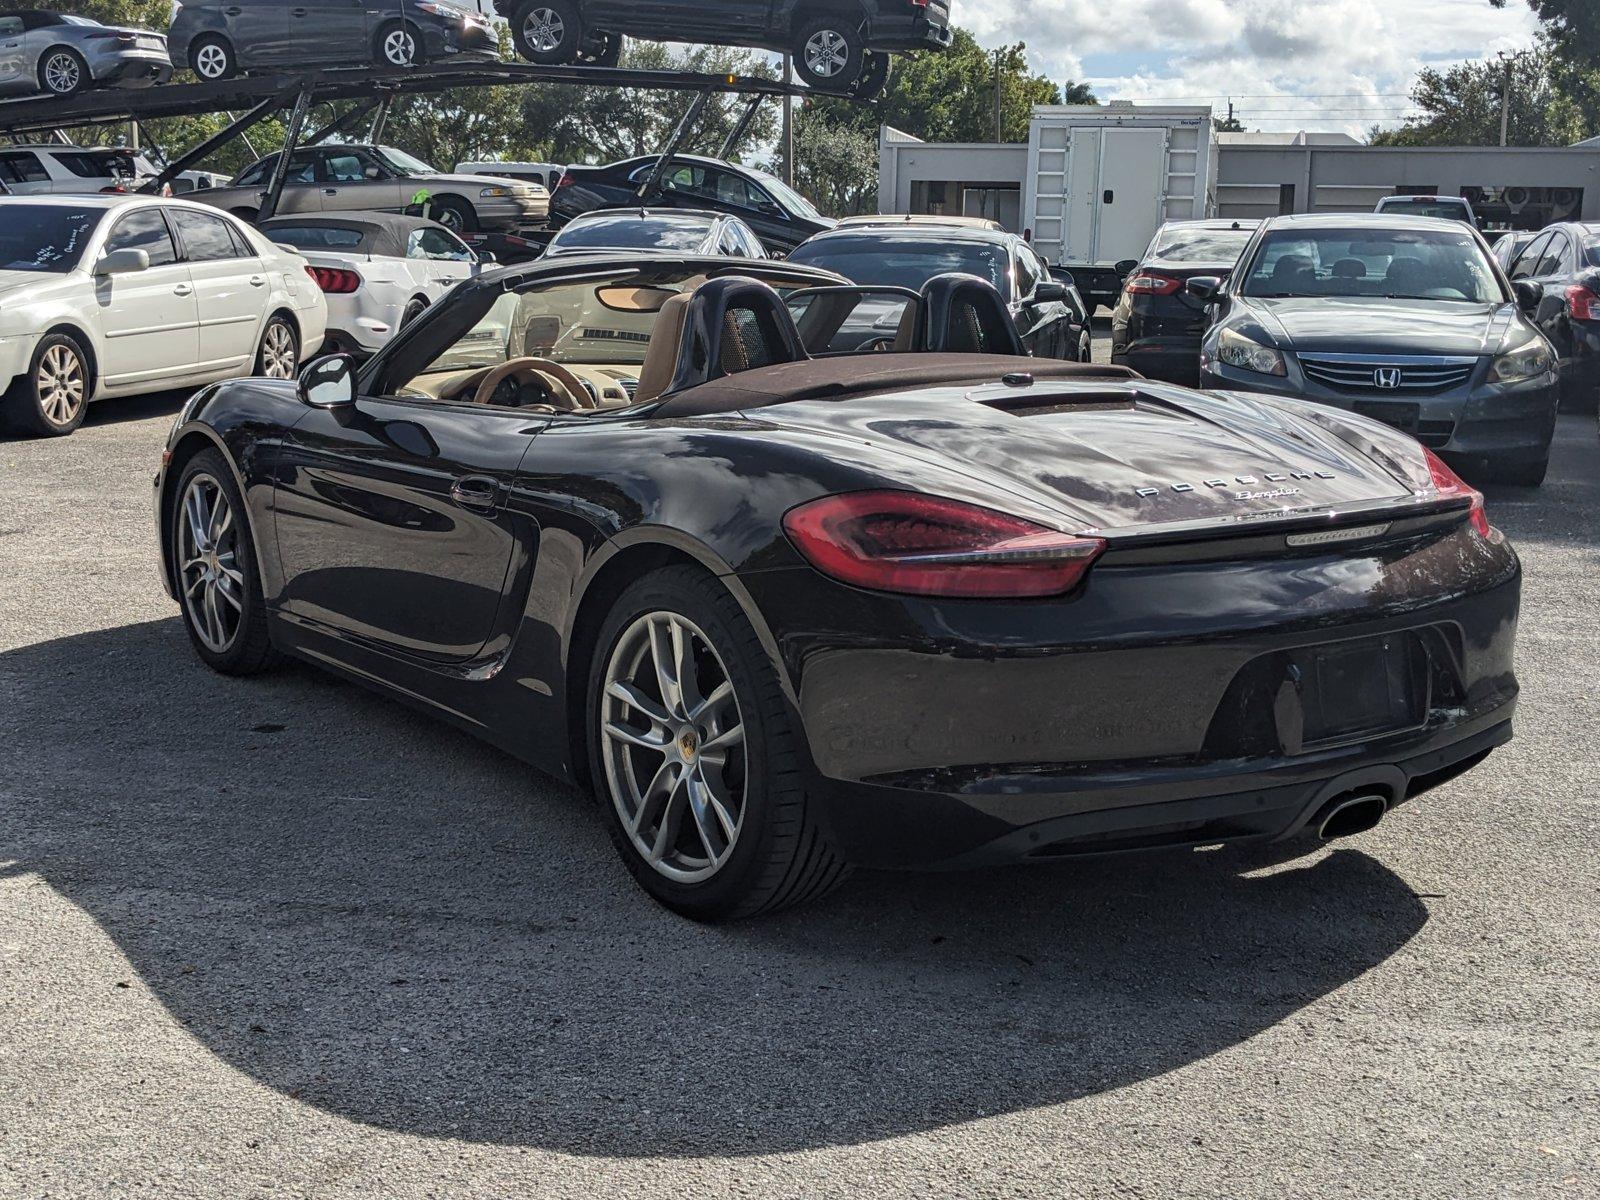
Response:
[958, 0, 1544, 137]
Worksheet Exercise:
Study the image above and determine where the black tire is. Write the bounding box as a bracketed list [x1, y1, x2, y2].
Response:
[1078, 331, 1093, 362]
[190, 34, 238, 82]
[586, 566, 851, 920]
[171, 449, 280, 676]
[1494, 455, 1549, 488]
[793, 16, 864, 92]
[1, 333, 91, 438]
[375, 21, 424, 68]
[400, 297, 428, 329]
[578, 30, 621, 67]
[428, 196, 478, 234]
[254, 316, 299, 380]
[38, 47, 89, 97]
[512, 0, 584, 65]
[851, 50, 891, 101]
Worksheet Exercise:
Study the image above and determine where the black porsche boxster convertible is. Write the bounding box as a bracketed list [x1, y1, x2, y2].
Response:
[154, 253, 1522, 919]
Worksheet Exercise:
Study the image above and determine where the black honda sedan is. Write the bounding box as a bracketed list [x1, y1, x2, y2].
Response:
[1195, 213, 1560, 486]
[551, 154, 834, 254]
[789, 222, 1093, 361]
[1110, 218, 1260, 384]
[1503, 221, 1600, 412]
[154, 252, 1521, 920]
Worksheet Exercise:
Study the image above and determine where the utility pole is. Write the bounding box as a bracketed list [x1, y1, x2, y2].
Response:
[993, 48, 1002, 143]
[781, 54, 794, 187]
[1499, 53, 1512, 147]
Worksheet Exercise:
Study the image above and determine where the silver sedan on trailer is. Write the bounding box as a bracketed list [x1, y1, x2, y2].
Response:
[0, 9, 172, 97]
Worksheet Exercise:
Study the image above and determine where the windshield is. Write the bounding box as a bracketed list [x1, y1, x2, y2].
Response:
[789, 236, 1007, 296]
[550, 215, 713, 253]
[1152, 225, 1256, 263]
[1380, 198, 1468, 221]
[266, 225, 366, 250]
[750, 168, 823, 221]
[1584, 237, 1600, 269]
[1239, 228, 1502, 302]
[375, 146, 436, 176]
[0, 205, 101, 273]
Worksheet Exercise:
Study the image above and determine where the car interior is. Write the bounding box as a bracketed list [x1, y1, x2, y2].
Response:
[376, 264, 1042, 415]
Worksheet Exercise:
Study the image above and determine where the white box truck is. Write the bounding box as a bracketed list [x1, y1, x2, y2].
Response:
[1024, 103, 1219, 313]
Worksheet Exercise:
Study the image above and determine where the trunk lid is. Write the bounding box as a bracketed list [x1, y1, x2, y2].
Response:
[764, 380, 1420, 536]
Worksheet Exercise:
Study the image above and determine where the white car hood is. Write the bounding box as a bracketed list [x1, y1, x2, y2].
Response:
[427, 173, 545, 192]
[0, 268, 75, 301]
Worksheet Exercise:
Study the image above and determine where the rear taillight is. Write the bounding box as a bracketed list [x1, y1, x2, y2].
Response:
[1566, 284, 1598, 321]
[555, 172, 573, 190]
[1423, 448, 1491, 538]
[308, 266, 362, 294]
[782, 490, 1105, 599]
[1124, 271, 1182, 296]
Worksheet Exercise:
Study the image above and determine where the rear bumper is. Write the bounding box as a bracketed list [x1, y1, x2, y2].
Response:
[474, 194, 550, 230]
[739, 526, 1520, 869]
[87, 49, 172, 87]
[422, 21, 500, 60]
[866, 15, 954, 51]
[1113, 336, 1203, 385]
[1200, 357, 1560, 463]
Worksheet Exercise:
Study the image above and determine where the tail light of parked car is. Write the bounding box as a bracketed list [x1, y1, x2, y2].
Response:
[1565, 284, 1598, 321]
[307, 266, 362, 295]
[1423, 449, 1492, 538]
[1124, 271, 1183, 296]
[783, 490, 1106, 599]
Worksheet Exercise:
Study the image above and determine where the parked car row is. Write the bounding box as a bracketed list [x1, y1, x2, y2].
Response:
[0, 1, 951, 100]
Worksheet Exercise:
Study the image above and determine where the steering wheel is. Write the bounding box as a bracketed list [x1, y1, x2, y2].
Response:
[856, 335, 898, 353]
[470, 357, 596, 411]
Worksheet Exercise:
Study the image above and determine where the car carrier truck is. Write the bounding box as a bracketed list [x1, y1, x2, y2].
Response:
[1024, 103, 1219, 313]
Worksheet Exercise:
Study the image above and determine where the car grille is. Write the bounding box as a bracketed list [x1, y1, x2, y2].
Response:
[1300, 355, 1477, 395]
[1351, 401, 1457, 449]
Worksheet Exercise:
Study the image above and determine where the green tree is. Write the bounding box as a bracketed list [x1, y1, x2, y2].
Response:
[874, 28, 1063, 143]
[520, 41, 778, 164]
[52, 0, 170, 26]
[1371, 48, 1588, 146]
[1488, 2, 1600, 133]
[783, 107, 878, 216]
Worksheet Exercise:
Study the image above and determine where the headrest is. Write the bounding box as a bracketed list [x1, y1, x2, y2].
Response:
[654, 275, 809, 398]
[909, 273, 1025, 357]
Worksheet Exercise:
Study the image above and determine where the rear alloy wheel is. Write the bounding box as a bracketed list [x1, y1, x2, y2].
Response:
[255, 318, 298, 380]
[400, 297, 429, 329]
[851, 51, 891, 101]
[429, 196, 477, 233]
[515, 0, 583, 64]
[191, 35, 237, 81]
[173, 450, 279, 675]
[2, 333, 90, 437]
[793, 18, 864, 92]
[377, 23, 423, 68]
[39, 48, 89, 97]
[588, 567, 850, 920]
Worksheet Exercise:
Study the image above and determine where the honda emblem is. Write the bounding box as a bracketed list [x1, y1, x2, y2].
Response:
[1374, 367, 1403, 389]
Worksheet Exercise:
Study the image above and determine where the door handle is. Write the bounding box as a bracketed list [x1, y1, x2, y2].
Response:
[248, 275, 266, 287]
[450, 476, 501, 510]
[173, 283, 194, 296]
[323, 188, 339, 196]
[291, 7, 309, 15]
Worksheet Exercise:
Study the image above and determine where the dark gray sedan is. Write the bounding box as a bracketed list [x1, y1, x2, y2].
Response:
[0, 9, 171, 96]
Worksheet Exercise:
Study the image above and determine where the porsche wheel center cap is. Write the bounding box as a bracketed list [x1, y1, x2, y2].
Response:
[678, 729, 700, 760]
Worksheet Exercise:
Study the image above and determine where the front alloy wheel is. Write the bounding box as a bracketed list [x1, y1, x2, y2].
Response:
[523, 7, 566, 54]
[381, 26, 419, 67]
[35, 342, 86, 428]
[177, 474, 245, 655]
[803, 29, 850, 80]
[601, 611, 747, 884]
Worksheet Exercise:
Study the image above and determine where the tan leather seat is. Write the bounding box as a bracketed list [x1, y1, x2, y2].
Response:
[892, 300, 920, 352]
[633, 292, 693, 404]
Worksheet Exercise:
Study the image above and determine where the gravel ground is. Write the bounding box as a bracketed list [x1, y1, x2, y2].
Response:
[0, 353, 1596, 1199]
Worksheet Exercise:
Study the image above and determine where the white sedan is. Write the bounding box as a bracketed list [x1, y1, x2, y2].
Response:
[259, 213, 484, 357]
[0, 195, 326, 437]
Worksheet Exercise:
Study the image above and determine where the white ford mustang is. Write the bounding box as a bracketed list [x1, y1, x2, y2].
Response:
[259, 212, 487, 358]
[0, 194, 327, 437]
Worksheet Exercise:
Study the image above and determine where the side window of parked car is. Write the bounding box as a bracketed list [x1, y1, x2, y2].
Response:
[408, 228, 473, 261]
[1015, 244, 1042, 299]
[171, 209, 244, 262]
[104, 209, 178, 268]
[0, 151, 48, 184]
[0, 16, 23, 36]
[1537, 232, 1571, 277]
[1509, 233, 1552, 281]
[236, 154, 317, 188]
[322, 152, 372, 184]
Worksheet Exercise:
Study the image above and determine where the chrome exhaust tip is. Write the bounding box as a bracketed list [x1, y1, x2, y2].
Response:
[1317, 794, 1388, 841]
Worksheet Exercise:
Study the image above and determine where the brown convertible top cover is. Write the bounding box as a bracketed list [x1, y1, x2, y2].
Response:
[651, 354, 1141, 419]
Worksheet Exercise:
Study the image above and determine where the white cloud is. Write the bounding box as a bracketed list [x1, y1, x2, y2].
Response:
[958, 0, 1543, 137]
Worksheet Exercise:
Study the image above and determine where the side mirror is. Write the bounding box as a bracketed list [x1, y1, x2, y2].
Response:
[1114, 258, 1139, 278]
[298, 354, 357, 409]
[1513, 279, 1543, 312]
[1033, 280, 1069, 303]
[1186, 275, 1224, 302]
[476, 249, 497, 264]
[96, 247, 150, 276]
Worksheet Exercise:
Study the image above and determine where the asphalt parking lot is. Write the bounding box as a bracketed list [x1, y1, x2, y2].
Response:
[1, 346, 1596, 1198]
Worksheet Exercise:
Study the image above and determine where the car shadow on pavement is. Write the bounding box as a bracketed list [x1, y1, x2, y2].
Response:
[0, 618, 1429, 1158]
